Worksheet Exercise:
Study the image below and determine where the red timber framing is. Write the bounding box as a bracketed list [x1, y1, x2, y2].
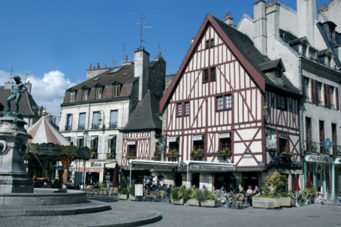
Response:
[121, 132, 152, 167]
[160, 15, 267, 169]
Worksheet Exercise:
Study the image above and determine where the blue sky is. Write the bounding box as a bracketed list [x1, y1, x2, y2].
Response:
[0, 0, 331, 116]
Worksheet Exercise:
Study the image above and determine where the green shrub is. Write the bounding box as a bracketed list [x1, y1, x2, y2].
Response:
[203, 189, 215, 201]
[189, 188, 197, 199]
[178, 185, 187, 200]
[171, 187, 179, 200]
[262, 171, 287, 197]
[128, 180, 135, 196]
[196, 189, 205, 202]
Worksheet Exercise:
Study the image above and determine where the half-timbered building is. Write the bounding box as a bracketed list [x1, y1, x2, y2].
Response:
[160, 14, 301, 191]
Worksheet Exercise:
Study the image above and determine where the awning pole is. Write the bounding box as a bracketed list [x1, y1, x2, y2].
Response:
[187, 163, 189, 188]
[129, 162, 132, 188]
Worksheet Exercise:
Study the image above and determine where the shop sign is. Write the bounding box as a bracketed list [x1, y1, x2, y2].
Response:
[305, 154, 333, 164]
[334, 158, 341, 164]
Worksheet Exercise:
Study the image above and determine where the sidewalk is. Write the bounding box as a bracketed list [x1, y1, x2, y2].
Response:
[0, 200, 162, 227]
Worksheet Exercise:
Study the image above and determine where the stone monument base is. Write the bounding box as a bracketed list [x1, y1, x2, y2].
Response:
[0, 173, 33, 193]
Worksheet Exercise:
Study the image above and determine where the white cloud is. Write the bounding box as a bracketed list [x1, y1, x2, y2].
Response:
[27, 71, 74, 116]
[1, 69, 73, 117]
[0, 70, 10, 85]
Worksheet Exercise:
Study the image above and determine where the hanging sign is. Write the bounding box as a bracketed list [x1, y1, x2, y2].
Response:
[305, 154, 333, 164]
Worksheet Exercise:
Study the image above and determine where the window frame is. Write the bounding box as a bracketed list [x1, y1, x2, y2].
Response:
[78, 112, 86, 130]
[109, 110, 118, 129]
[216, 94, 232, 111]
[65, 113, 73, 131]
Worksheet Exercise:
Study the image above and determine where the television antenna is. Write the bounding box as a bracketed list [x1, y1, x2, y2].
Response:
[137, 12, 152, 49]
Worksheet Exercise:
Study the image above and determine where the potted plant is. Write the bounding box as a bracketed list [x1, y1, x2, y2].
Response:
[167, 148, 179, 157]
[191, 148, 204, 156]
[186, 188, 200, 206]
[217, 148, 231, 156]
[118, 174, 128, 200]
[253, 171, 288, 208]
[303, 186, 317, 204]
[171, 185, 188, 205]
[200, 189, 217, 207]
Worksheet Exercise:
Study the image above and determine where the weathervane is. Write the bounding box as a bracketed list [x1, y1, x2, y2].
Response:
[137, 12, 152, 49]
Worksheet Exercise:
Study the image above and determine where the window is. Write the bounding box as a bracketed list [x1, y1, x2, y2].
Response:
[127, 144, 137, 158]
[82, 88, 90, 101]
[317, 82, 323, 105]
[109, 110, 118, 128]
[203, 67, 217, 83]
[279, 137, 288, 153]
[92, 111, 100, 129]
[216, 95, 232, 111]
[193, 139, 204, 151]
[112, 83, 121, 97]
[184, 102, 190, 116]
[65, 114, 73, 131]
[69, 91, 76, 103]
[78, 112, 86, 130]
[205, 38, 214, 49]
[325, 85, 335, 109]
[108, 135, 117, 159]
[276, 95, 286, 110]
[77, 137, 84, 147]
[91, 136, 98, 158]
[177, 103, 183, 117]
[332, 123, 337, 154]
[319, 120, 325, 153]
[95, 86, 103, 99]
[192, 137, 204, 160]
[203, 68, 209, 83]
[219, 136, 231, 153]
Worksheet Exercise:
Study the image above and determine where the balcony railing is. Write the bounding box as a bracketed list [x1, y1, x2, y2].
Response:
[305, 140, 331, 154]
[78, 124, 85, 131]
[333, 145, 341, 156]
[92, 123, 100, 129]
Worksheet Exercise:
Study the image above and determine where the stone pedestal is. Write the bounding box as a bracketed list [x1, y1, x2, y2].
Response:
[0, 114, 33, 193]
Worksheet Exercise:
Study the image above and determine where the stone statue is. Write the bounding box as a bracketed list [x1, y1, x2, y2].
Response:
[6, 76, 27, 113]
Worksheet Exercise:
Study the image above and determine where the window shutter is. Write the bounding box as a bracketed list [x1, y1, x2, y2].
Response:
[336, 88, 339, 110]
[313, 80, 317, 104]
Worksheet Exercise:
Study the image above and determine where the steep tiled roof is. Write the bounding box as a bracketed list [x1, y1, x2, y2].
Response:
[161, 14, 300, 111]
[62, 64, 134, 105]
[0, 86, 39, 117]
[122, 90, 161, 131]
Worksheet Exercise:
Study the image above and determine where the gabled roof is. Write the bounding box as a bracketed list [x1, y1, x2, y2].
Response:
[28, 115, 70, 145]
[122, 90, 161, 131]
[0, 86, 39, 117]
[160, 14, 299, 112]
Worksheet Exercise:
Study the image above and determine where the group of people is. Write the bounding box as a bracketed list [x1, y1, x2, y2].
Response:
[217, 184, 260, 207]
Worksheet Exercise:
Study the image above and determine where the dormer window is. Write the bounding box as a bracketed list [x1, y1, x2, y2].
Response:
[112, 82, 121, 97]
[82, 88, 90, 101]
[95, 85, 104, 99]
[69, 90, 76, 103]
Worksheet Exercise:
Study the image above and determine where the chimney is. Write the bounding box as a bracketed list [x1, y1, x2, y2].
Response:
[86, 62, 108, 79]
[25, 81, 32, 94]
[266, 1, 280, 39]
[134, 48, 150, 101]
[253, 0, 267, 54]
[223, 13, 234, 26]
[297, 0, 317, 46]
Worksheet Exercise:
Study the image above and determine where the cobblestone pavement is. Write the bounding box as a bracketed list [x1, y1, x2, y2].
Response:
[1, 200, 341, 227]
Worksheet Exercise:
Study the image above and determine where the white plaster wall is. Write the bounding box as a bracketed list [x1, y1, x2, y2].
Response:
[278, 4, 298, 35]
[319, 0, 341, 32]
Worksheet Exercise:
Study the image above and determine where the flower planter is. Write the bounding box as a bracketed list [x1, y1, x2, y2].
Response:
[129, 195, 136, 201]
[186, 199, 200, 206]
[200, 200, 217, 207]
[171, 198, 184, 205]
[252, 197, 281, 209]
[279, 197, 292, 207]
[118, 194, 128, 200]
